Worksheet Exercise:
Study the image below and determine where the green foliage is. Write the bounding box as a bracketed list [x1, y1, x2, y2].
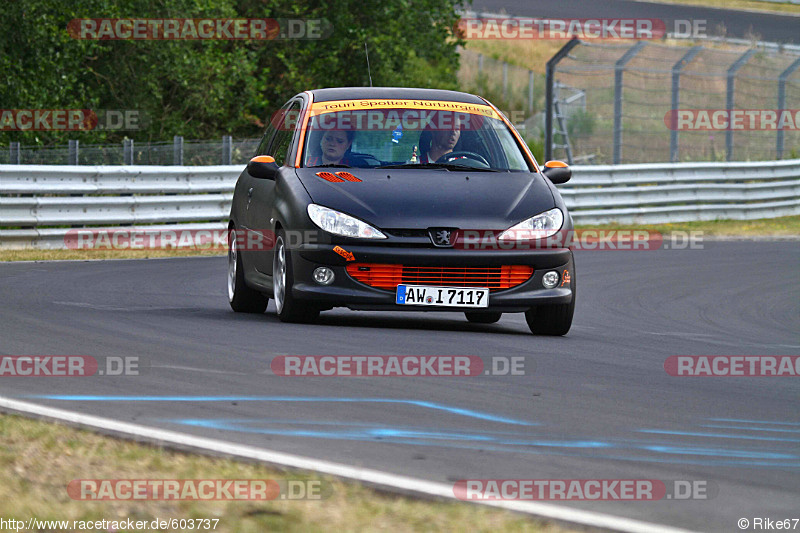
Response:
[0, 0, 465, 146]
[567, 109, 596, 139]
[525, 134, 544, 163]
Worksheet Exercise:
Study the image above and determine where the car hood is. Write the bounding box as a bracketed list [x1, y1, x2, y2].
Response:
[294, 168, 556, 230]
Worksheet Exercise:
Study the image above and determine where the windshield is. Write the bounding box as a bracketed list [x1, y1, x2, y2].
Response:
[301, 100, 532, 172]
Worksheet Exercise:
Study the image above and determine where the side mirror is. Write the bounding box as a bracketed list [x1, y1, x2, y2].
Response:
[542, 160, 571, 184]
[247, 155, 279, 180]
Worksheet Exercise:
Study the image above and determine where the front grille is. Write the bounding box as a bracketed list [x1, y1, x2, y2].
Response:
[384, 229, 429, 238]
[345, 264, 534, 291]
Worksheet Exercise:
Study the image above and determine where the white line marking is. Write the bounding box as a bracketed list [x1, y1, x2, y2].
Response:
[0, 396, 699, 533]
[151, 365, 252, 376]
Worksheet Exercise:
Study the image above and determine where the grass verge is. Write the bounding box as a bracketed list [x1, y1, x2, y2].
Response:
[0, 413, 572, 533]
[573, 215, 800, 237]
[0, 248, 225, 262]
[638, 0, 800, 15]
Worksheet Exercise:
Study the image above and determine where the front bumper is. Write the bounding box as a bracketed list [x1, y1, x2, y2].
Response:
[287, 243, 575, 312]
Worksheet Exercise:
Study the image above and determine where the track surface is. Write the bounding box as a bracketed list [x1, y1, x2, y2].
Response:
[1, 241, 798, 532]
[472, 0, 800, 43]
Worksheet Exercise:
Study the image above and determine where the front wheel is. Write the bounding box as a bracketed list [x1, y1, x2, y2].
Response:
[228, 228, 268, 313]
[273, 230, 320, 323]
[524, 300, 574, 336]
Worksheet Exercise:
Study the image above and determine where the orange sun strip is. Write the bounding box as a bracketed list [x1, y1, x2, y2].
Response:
[308, 99, 500, 118]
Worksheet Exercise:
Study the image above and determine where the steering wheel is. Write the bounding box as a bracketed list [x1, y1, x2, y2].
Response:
[436, 151, 490, 168]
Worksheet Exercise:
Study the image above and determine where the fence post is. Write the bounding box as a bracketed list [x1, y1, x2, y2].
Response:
[777, 57, 800, 159]
[9, 142, 20, 164]
[222, 135, 232, 165]
[726, 49, 756, 162]
[613, 42, 647, 165]
[669, 46, 703, 163]
[123, 139, 133, 165]
[545, 37, 580, 162]
[502, 62, 508, 102]
[173, 135, 184, 165]
[68, 140, 79, 165]
[528, 70, 534, 114]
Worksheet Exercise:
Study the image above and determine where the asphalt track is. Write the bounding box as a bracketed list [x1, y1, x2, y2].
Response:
[472, 0, 800, 43]
[0, 241, 798, 532]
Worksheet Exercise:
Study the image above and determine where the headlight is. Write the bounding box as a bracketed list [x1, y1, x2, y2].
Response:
[307, 204, 387, 239]
[497, 208, 564, 241]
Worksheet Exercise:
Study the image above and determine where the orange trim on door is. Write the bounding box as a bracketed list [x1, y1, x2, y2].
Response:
[294, 91, 315, 167]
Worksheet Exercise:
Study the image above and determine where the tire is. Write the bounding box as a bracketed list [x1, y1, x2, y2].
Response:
[524, 272, 575, 336]
[273, 230, 320, 323]
[464, 311, 502, 324]
[228, 227, 268, 313]
[524, 300, 574, 336]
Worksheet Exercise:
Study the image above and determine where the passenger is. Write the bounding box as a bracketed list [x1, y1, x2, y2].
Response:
[307, 129, 355, 166]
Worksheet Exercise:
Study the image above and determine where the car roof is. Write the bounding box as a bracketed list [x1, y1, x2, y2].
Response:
[308, 87, 486, 105]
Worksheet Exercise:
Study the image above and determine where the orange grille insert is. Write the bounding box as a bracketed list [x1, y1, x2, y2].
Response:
[346, 264, 533, 291]
[316, 171, 343, 182]
[335, 171, 362, 182]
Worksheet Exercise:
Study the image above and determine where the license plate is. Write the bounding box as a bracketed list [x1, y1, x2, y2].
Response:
[396, 285, 489, 308]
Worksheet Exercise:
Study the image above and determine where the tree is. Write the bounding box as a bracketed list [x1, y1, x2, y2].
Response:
[0, 0, 466, 146]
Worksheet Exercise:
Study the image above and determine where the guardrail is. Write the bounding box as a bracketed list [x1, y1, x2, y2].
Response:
[559, 159, 800, 225]
[1, 160, 798, 249]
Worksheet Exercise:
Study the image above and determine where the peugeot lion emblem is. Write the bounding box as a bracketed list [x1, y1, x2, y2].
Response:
[430, 228, 454, 247]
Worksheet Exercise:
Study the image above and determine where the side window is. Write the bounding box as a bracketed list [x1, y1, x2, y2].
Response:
[267, 100, 302, 166]
[255, 103, 284, 156]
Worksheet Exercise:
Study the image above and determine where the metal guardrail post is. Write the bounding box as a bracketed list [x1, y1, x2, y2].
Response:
[9, 142, 20, 164]
[173, 135, 184, 165]
[123, 139, 134, 165]
[726, 49, 756, 162]
[669, 46, 703, 163]
[777, 57, 800, 159]
[68, 140, 79, 165]
[528, 70, 534, 114]
[613, 42, 647, 165]
[545, 37, 580, 162]
[222, 135, 232, 165]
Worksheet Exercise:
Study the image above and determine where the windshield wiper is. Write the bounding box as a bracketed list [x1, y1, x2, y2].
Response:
[377, 163, 497, 172]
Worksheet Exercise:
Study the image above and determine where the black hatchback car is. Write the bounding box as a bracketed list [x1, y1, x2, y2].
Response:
[228, 87, 575, 335]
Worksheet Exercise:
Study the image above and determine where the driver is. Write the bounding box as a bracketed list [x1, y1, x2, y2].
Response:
[419, 117, 461, 163]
